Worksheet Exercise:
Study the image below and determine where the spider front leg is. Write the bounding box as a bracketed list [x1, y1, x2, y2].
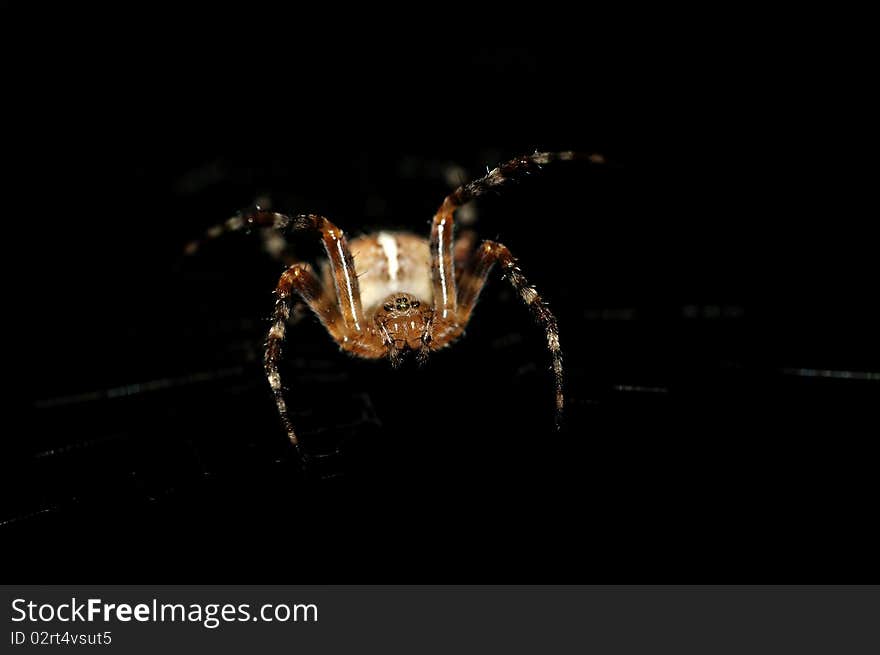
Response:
[458, 241, 565, 431]
[266, 263, 347, 459]
[431, 151, 603, 321]
[240, 210, 368, 336]
[430, 211, 458, 321]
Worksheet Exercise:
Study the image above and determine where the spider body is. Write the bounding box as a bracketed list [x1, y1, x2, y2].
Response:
[345, 232, 433, 319]
[188, 151, 606, 460]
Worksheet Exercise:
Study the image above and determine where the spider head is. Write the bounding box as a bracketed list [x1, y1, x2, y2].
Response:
[374, 293, 432, 357]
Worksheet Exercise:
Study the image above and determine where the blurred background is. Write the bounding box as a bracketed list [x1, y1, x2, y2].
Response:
[11, 41, 877, 581]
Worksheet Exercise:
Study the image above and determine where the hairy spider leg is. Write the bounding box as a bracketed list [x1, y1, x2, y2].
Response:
[255, 214, 386, 455]
[238, 211, 369, 338]
[425, 151, 602, 427]
[184, 205, 293, 263]
[438, 151, 606, 217]
[266, 264, 341, 452]
[183, 212, 250, 255]
[186, 209, 368, 337]
[429, 212, 457, 321]
[265, 261, 385, 451]
[457, 241, 565, 431]
[430, 151, 604, 320]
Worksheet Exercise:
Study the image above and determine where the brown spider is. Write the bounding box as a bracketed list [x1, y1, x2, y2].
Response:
[188, 151, 605, 461]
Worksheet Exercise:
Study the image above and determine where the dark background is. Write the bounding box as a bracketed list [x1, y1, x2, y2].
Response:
[10, 41, 878, 582]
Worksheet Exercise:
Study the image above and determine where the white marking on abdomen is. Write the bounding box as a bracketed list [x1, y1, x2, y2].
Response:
[377, 232, 399, 281]
[347, 232, 433, 314]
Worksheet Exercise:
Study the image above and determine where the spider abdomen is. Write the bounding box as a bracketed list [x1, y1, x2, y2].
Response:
[335, 231, 433, 316]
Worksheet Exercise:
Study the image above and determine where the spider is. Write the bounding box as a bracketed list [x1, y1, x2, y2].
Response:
[187, 151, 605, 462]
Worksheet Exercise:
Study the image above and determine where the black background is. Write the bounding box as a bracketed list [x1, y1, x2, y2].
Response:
[10, 36, 878, 582]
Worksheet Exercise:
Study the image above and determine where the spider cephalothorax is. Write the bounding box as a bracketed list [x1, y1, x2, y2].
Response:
[187, 151, 605, 461]
[374, 292, 432, 360]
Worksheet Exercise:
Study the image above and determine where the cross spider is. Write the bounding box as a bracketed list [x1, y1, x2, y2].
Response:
[188, 151, 605, 462]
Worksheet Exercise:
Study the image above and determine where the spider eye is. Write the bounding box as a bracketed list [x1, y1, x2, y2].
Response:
[383, 303, 393, 311]
[411, 300, 420, 308]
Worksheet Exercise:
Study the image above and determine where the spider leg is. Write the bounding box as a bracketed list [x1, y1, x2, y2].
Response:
[431, 151, 604, 320]
[458, 241, 564, 431]
[436, 151, 606, 218]
[184, 208, 300, 265]
[183, 211, 250, 255]
[237, 210, 368, 337]
[187, 209, 367, 335]
[266, 264, 346, 456]
[430, 209, 458, 321]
